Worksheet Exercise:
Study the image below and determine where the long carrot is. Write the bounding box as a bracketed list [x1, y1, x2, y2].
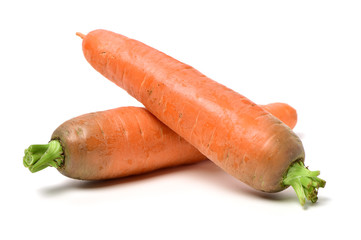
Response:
[24, 103, 295, 180]
[77, 29, 325, 205]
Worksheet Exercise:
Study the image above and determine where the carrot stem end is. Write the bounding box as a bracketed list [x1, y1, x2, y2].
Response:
[23, 140, 64, 173]
[283, 161, 326, 207]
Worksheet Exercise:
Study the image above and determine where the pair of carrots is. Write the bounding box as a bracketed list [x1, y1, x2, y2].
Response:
[24, 30, 325, 206]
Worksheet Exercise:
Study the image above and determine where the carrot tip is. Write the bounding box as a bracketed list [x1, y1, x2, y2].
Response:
[283, 161, 326, 207]
[76, 32, 85, 39]
[23, 140, 64, 173]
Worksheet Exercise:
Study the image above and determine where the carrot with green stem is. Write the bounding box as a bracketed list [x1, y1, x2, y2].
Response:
[76, 29, 325, 205]
[24, 103, 295, 180]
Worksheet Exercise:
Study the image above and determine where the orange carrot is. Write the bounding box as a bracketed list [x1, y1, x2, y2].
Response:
[77, 29, 325, 205]
[262, 102, 297, 129]
[23, 103, 295, 180]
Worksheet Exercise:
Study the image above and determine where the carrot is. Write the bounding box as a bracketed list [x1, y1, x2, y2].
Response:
[77, 29, 325, 205]
[23, 103, 295, 180]
[262, 102, 297, 129]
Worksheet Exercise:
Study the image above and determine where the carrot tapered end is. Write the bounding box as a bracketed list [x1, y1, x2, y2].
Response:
[76, 32, 85, 39]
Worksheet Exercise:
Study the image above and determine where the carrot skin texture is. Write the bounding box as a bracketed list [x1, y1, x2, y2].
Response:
[80, 30, 305, 192]
[52, 104, 296, 180]
[52, 107, 204, 180]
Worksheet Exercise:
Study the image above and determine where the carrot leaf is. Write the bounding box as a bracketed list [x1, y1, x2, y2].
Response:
[283, 161, 326, 207]
[23, 140, 64, 173]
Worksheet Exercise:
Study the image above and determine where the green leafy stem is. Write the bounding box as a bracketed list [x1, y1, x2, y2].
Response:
[283, 161, 326, 206]
[23, 140, 64, 173]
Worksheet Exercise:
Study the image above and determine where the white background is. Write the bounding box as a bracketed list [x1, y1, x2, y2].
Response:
[1, 0, 360, 239]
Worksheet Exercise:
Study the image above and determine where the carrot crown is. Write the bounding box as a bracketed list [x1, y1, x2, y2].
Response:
[283, 161, 326, 206]
[23, 140, 64, 173]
